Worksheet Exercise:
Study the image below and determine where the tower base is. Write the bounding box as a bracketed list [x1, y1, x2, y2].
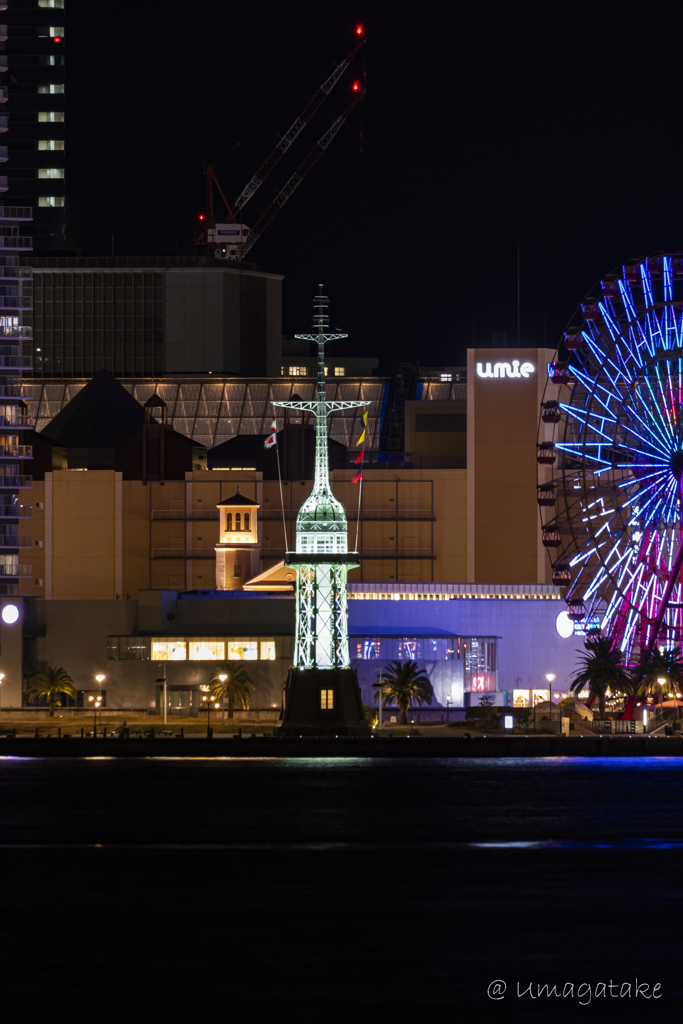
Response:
[279, 667, 370, 736]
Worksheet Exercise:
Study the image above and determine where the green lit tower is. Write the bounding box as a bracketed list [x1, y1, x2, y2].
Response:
[273, 285, 369, 734]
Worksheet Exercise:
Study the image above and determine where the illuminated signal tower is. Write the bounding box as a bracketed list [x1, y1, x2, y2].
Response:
[273, 285, 369, 734]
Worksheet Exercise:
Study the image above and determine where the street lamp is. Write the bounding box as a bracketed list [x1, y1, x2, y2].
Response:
[218, 673, 227, 722]
[202, 695, 216, 738]
[546, 673, 556, 726]
[95, 675, 105, 736]
[446, 694, 452, 723]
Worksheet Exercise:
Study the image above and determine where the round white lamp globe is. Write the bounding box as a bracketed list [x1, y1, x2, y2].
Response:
[555, 610, 574, 639]
[2, 604, 19, 624]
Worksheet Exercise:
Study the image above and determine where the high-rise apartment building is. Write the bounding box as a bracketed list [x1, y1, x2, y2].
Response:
[0, 0, 35, 595]
[5, 0, 66, 252]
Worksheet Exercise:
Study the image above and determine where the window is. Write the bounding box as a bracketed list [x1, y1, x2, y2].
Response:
[228, 640, 258, 660]
[320, 689, 334, 710]
[244, 513, 250, 531]
[226, 512, 232, 530]
[260, 640, 276, 661]
[39, 26, 65, 36]
[37, 85, 64, 94]
[235, 512, 241, 530]
[107, 637, 150, 661]
[152, 639, 187, 661]
[334, 366, 345, 376]
[188, 640, 225, 661]
[288, 366, 307, 376]
[463, 637, 498, 692]
[38, 168, 64, 178]
[440, 373, 452, 382]
[39, 1, 65, 7]
[233, 564, 241, 578]
[39, 140, 64, 150]
[38, 197, 64, 207]
[38, 112, 64, 122]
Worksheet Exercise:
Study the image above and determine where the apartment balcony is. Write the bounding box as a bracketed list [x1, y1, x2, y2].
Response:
[0, 385, 31, 398]
[0, 415, 35, 429]
[0, 58, 7, 73]
[0, 535, 32, 548]
[0, 147, 7, 162]
[0, 475, 32, 487]
[0, 564, 32, 577]
[0, 207, 32, 221]
[0, 505, 32, 518]
[152, 548, 216, 559]
[0, 87, 7, 104]
[0, 354, 32, 368]
[0, 27, 7, 43]
[0, 326, 32, 340]
[0, 178, 8, 193]
[361, 547, 435, 559]
[151, 508, 219, 521]
[0, 267, 32, 281]
[0, 237, 32, 251]
[0, 116, 8, 133]
[0, 446, 32, 458]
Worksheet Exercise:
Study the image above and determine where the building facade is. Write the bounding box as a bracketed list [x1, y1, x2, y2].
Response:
[6, 0, 66, 251]
[20, 256, 283, 378]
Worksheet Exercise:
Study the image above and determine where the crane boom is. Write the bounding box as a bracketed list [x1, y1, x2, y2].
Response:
[229, 30, 365, 220]
[241, 90, 362, 258]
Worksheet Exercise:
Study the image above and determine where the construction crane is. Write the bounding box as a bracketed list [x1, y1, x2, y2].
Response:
[195, 26, 365, 261]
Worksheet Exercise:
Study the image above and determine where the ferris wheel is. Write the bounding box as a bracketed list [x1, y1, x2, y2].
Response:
[538, 252, 683, 664]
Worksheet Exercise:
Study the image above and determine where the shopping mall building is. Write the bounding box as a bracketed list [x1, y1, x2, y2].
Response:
[0, 346, 585, 710]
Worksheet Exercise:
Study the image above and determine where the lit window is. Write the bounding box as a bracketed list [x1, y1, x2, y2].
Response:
[38, 168, 64, 178]
[235, 512, 241, 530]
[288, 366, 307, 376]
[532, 689, 550, 706]
[440, 373, 452, 381]
[260, 640, 276, 661]
[38, 1, 65, 7]
[38, 112, 64, 122]
[244, 513, 250, 531]
[37, 85, 64, 94]
[320, 689, 334, 710]
[38, 197, 65, 207]
[324, 367, 328, 376]
[334, 366, 345, 376]
[228, 640, 258, 660]
[513, 689, 529, 708]
[233, 564, 241, 578]
[226, 512, 232, 530]
[188, 640, 225, 661]
[49, 26, 64, 36]
[152, 639, 187, 661]
[38, 140, 64, 150]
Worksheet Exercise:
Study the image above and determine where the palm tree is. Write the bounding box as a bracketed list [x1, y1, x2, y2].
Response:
[569, 638, 632, 719]
[372, 660, 433, 725]
[633, 646, 683, 706]
[209, 663, 255, 721]
[25, 666, 77, 718]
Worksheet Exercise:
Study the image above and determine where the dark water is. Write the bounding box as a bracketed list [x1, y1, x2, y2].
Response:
[2, 756, 682, 1022]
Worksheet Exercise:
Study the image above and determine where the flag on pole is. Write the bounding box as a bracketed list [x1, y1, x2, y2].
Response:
[264, 415, 277, 449]
[353, 411, 368, 483]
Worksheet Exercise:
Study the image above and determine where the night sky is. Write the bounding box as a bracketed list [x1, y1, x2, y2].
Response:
[68, 0, 683, 372]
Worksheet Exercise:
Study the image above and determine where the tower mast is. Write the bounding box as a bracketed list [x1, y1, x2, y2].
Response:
[272, 286, 369, 732]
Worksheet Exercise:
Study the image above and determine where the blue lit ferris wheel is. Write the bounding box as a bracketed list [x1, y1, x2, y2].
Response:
[538, 252, 683, 663]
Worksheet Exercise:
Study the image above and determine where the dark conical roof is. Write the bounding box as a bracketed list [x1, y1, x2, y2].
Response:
[40, 368, 145, 447]
[216, 492, 260, 507]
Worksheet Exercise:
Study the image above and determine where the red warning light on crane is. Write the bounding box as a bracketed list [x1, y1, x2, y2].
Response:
[54, 36, 62, 43]
[355, 24, 364, 36]
[352, 81, 360, 92]
[198, 214, 205, 221]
